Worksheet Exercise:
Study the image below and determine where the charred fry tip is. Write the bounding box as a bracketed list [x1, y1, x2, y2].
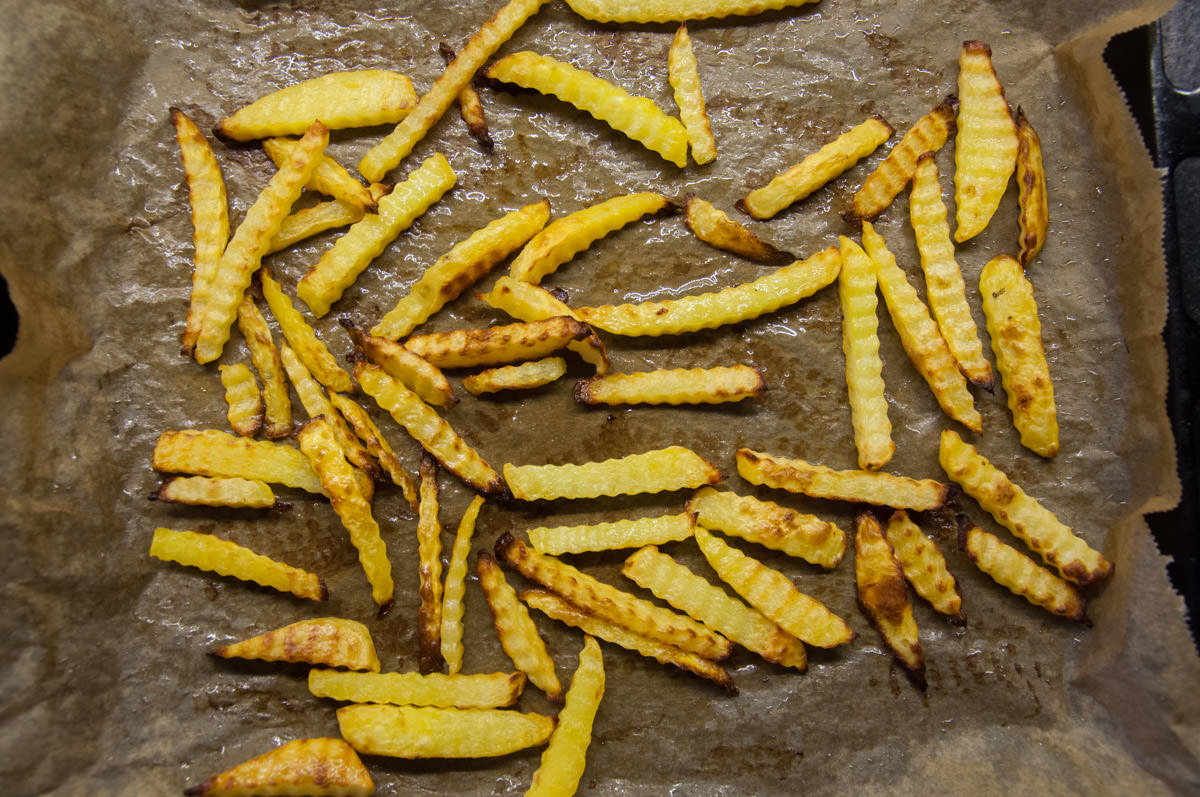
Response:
[375, 598, 394, 619]
[317, 577, 330, 601]
[954, 513, 975, 552]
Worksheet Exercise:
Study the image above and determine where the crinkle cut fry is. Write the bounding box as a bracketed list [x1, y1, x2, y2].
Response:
[477, 549, 563, 701]
[573, 365, 765, 406]
[854, 511, 925, 689]
[1015, 106, 1049, 266]
[838, 236, 893, 470]
[183, 737, 373, 797]
[212, 617, 381, 672]
[260, 266, 353, 394]
[953, 40, 1018, 242]
[503, 445, 721, 501]
[668, 23, 717, 165]
[563, 0, 820, 23]
[336, 704, 556, 759]
[149, 528, 327, 601]
[526, 636, 605, 797]
[686, 486, 845, 568]
[152, 429, 325, 494]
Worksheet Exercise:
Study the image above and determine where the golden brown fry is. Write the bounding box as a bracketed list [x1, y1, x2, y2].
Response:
[854, 511, 924, 688]
[686, 486, 845, 568]
[152, 429, 324, 494]
[508, 192, 673, 285]
[573, 365, 765, 406]
[845, 97, 956, 223]
[212, 618, 381, 671]
[171, 108, 229, 357]
[441, 496, 484, 674]
[218, 362, 263, 438]
[342, 318, 457, 409]
[979, 254, 1058, 457]
[504, 445, 721, 501]
[738, 116, 893, 219]
[440, 42, 494, 149]
[885, 510, 963, 620]
[309, 669, 525, 709]
[184, 737, 373, 797]
[298, 418, 394, 611]
[668, 23, 717, 165]
[736, 448, 952, 512]
[478, 550, 563, 701]
[215, 69, 417, 141]
[495, 532, 732, 660]
[260, 267, 353, 394]
[939, 429, 1110, 585]
[954, 41, 1018, 242]
[683, 195, 791, 264]
[268, 199, 367, 255]
[528, 512, 696, 556]
[576, 245, 840, 337]
[281, 344, 379, 479]
[622, 546, 808, 671]
[909, 152, 994, 389]
[403, 316, 591, 370]
[298, 152, 457, 318]
[372, 199, 551, 340]
[354, 362, 509, 499]
[476, 276, 610, 373]
[149, 527, 326, 601]
[526, 635, 604, 797]
[193, 121, 328, 364]
[330, 392, 420, 512]
[862, 222, 981, 433]
[154, 476, 280, 510]
[486, 52, 689, 168]
[1015, 107, 1049, 266]
[415, 454, 445, 674]
[337, 704, 555, 759]
[563, 0, 818, 22]
[694, 527, 854, 649]
[237, 294, 293, 438]
[958, 515, 1087, 622]
[263, 137, 377, 211]
[462, 357, 567, 396]
[838, 235, 893, 470]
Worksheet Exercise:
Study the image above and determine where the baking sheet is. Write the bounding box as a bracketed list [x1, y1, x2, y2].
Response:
[2, 0, 1199, 793]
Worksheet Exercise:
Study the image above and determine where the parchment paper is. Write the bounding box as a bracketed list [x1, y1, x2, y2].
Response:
[2, 0, 1199, 794]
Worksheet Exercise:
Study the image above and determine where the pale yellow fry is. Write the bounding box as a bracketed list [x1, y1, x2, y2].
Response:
[838, 236, 893, 470]
[194, 121, 328, 364]
[736, 448, 952, 512]
[1015, 107, 1049, 266]
[508, 192, 673, 285]
[281, 344, 379, 479]
[686, 486, 845, 569]
[171, 108, 229, 357]
[845, 98, 956, 223]
[213, 618, 381, 671]
[526, 636, 604, 797]
[854, 511, 924, 688]
[216, 69, 417, 141]
[528, 512, 696, 556]
[149, 527, 326, 601]
[330, 392, 420, 512]
[938, 429, 1110, 585]
[358, 0, 550, 182]
[154, 476, 278, 510]
[404, 316, 591, 370]
[415, 454, 445, 674]
[218, 362, 263, 438]
[979, 254, 1058, 457]
[862, 222, 982, 433]
[342, 319, 457, 409]
[463, 357, 567, 396]
[739, 116, 893, 219]
[954, 41, 1018, 242]
[495, 532, 732, 660]
[504, 445, 720, 501]
[373, 199, 551, 340]
[268, 199, 367, 254]
[486, 51, 689, 168]
[668, 23, 717, 165]
[184, 737, 373, 797]
[564, 0, 818, 22]
[574, 365, 764, 406]
[521, 588, 736, 693]
[910, 152, 994, 389]
[337, 704, 555, 759]
[694, 526, 854, 648]
[958, 517, 1086, 621]
[478, 550, 563, 701]
[683, 195, 791, 264]
[441, 496, 485, 674]
[885, 510, 962, 619]
[576, 245, 840, 336]
[152, 429, 323, 494]
[476, 276, 611, 373]
[260, 266, 353, 394]
[310, 669, 525, 708]
[298, 418, 394, 610]
[298, 152, 457, 317]
[237, 294, 292, 438]
[355, 362, 509, 498]
[264, 137, 376, 211]
[622, 546, 808, 670]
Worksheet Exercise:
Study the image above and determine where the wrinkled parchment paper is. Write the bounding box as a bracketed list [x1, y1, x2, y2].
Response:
[3, 0, 1199, 793]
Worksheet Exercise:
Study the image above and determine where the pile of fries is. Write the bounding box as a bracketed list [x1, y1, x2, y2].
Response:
[144, 0, 1109, 793]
